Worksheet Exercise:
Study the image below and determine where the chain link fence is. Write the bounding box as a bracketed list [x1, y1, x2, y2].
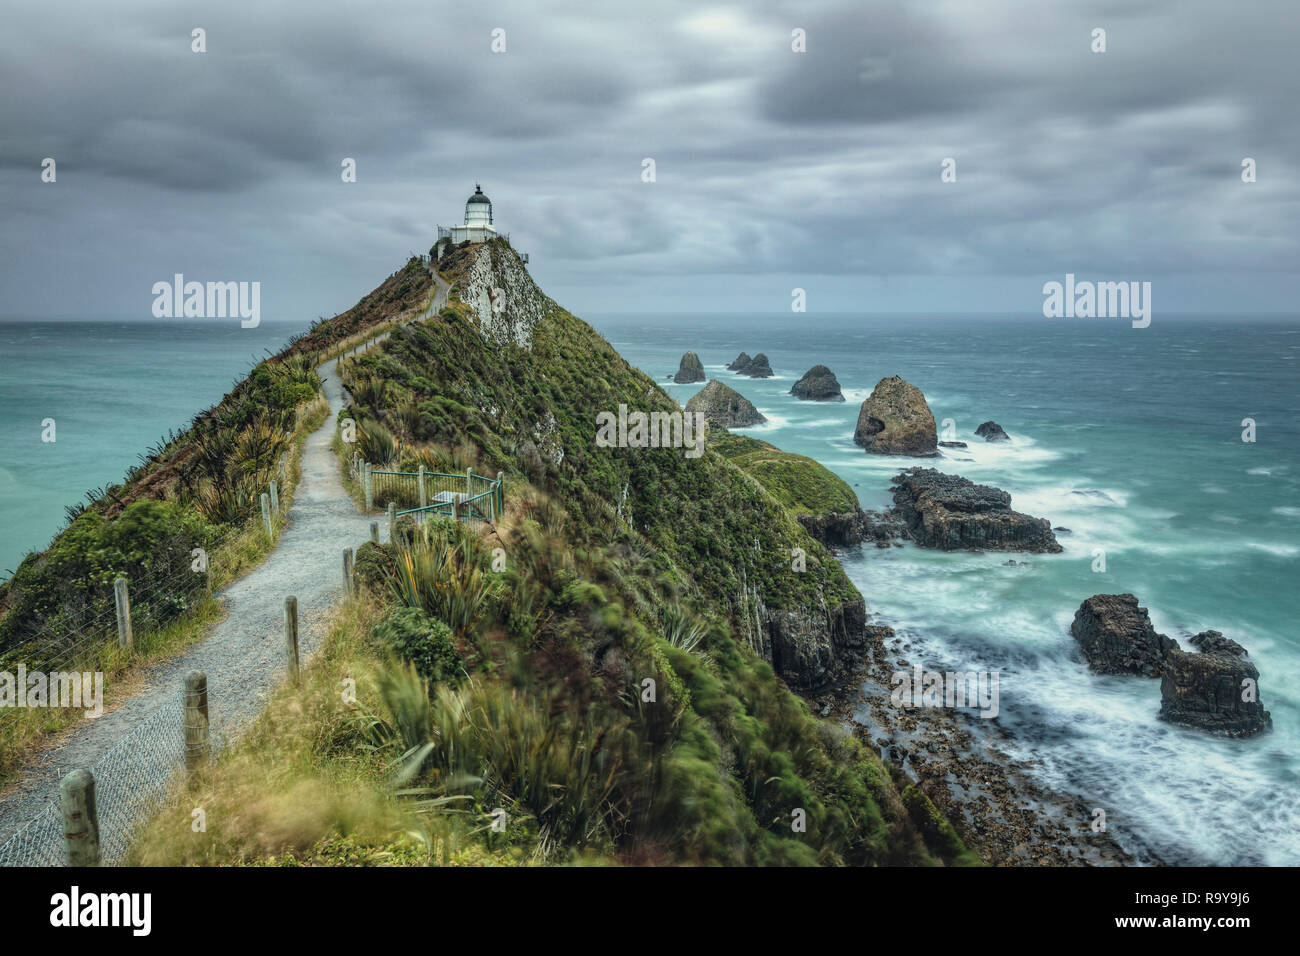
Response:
[0, 678, 235, 867]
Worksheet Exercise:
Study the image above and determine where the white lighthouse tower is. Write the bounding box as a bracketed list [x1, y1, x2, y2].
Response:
[445, 184, 497, 245]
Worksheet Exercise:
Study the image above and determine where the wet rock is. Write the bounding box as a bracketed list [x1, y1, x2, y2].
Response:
[726, 352, 752, 371]
[853, 376, 938, 456]
[939, 440, 968, 449]
[798, 507, 909, 549]
[684, 379, 766, 427]
[1053, 527, 1072, 535]
[791, 365, 845, 402]
[673, 351, 705, 384]
[891, 468, 1062, 552]
[1070, 593, 1179, 677]
[1160, 631, 1272, 736]
[976, 421, 1010, 442]
[739, 353, 774, 378]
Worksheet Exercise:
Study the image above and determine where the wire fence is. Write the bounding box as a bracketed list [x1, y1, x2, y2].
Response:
[0, 678, 235, 867]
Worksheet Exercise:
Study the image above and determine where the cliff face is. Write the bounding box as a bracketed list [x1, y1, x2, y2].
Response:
[356, 240, 870, 693]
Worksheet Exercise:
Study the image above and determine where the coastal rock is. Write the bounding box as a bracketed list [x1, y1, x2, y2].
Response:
[798, 508, 909, 549]
[891, 468, 1061, 552]
[726, 352, 752, 371]
[684, 379, 766, 428]
[739, 353, 774, 378]
[1070, 594, 1179, 677]
[1160, 632, 1272, 736]
[791, 365, 845, 402]
[975, 421, 1010, 442]
[753, 593, 869, 693]
[853, 376, 938, 456]
[939, 440, 968, 449]
[673, 351, 705, 384]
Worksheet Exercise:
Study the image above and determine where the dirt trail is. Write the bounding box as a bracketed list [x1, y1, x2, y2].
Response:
[0, 356, 375, 846]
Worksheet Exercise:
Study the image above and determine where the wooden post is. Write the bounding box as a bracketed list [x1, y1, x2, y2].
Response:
[343, 548, 354, 597]
[261, 492, 273, 539]
[388, 502, 397, 542]
[496, 471, 504, 516]
[59, 769, 100, 867]
[269, 480, 280, 521]
[284, 596, 299, 684]
[370, 521, 379, 544]
[113, 576, 134, 654]
[183, 670, 210, 772]
[364, 462, 373, 510]
[466, 466, 473, 497]
[418, 465, 427, 508]
[452, 496, 461, 522]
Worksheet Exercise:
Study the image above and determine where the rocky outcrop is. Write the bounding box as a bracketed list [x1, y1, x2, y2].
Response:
[939, 440, 967, 449]
[673, 351, 705, 384]
[891, 468, 1061, 552]
[791, 365, 845, 402]
[798, 508, 909, 549]
[726, 352, 752, 371]
[853, 376, 938, 456]
[685, 379, 766, 428]
[975, 421, 1010, 442]
[1160, 632, 1271, 736]
[738, 353, 773, 378]
[746, 589, 869, 693]
[457, 242, 548, 349]
[1070, 594, 1179, 677]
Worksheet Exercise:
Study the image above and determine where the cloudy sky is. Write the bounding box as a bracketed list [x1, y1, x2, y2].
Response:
[2, 0, 1298, 321]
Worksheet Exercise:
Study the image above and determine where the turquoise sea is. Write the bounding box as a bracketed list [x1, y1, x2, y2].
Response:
[1, 313, 1296, 865]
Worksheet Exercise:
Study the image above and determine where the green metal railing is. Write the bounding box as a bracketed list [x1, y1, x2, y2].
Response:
[360, 464, 504, 525]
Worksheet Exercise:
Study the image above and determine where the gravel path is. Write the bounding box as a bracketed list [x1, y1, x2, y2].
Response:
[0, 269, 450, 859]
[0, 356, 376, 850]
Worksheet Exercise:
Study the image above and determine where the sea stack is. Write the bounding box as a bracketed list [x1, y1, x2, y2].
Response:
[975, 421, 1010, 442]
[1161, 631, 1272, 737]
[891, 468, 1061, 552]
[1070, 594, 1180, 677]
[791, 365, 845, 402]
[674, 351, 705, 384]
[726, 352, 753, 371]
[853, 376, 938, 456]
[739, 353, 774, 378]
[685, 379, 766, 428]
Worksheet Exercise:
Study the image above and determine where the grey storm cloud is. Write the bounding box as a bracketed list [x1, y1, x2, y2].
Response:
[0, 0, 1297, 319]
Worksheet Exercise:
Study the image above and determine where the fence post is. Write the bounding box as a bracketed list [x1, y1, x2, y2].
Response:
[497, 471, 504, 516]
[269, 480, 280, 521]
[466, 466, 473, 497]
[364, 462, 374, 511]
[388, 502, 397, 542]
[418, 465, 427, 508]
[59, 769, 100, 867]
[343, 547, 354, 597]
[261, 492, 273, 539]
[284, 596, 299, 684]
[112, 576, 133, 655]
[183, 670, 210, 772]
[452, 496, 461, 522]
[370, 521, 379, 544]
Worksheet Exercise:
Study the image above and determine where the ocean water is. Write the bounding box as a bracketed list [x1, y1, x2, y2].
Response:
[2, 313, 1296, 865]
[589, 312, 1300, 867]
[0, 319, 306, 578]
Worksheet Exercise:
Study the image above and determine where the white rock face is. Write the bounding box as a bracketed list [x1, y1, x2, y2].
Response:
[459, 243, 549, 349]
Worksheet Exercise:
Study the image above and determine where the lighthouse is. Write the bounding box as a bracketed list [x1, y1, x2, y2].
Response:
[443, 185, 497, 246]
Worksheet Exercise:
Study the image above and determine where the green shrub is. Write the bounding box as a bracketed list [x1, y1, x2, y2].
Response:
[375, 606, 462, 683]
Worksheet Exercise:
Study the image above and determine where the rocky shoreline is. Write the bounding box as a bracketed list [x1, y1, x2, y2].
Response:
[813, 623, 1142, 866]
